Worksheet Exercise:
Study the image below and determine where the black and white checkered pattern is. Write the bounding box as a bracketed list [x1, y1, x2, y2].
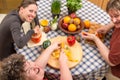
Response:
[15, 0, 111, 79]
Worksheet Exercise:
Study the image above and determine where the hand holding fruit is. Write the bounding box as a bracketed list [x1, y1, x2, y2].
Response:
[59, 49, 68, 64]
[32, 26, 42, 43]
[81, 32, 97, 41]
[33, 25, 41, 34]
[97, 25, 108, 34]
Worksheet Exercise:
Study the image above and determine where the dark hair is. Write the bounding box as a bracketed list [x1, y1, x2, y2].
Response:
[18, 0, 37, 11]
[106, 0, 120, 12]
[0, 54, 26, 80]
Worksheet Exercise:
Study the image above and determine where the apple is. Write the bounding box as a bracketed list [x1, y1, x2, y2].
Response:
[70, 13, 77, 18]
[62, 23, 68, 29]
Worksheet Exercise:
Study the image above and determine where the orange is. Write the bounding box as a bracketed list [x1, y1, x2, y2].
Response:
[40, 19, 48, 27]
[68, 24, 77, 32]
[63, 16, 71, 23]
[84, 19, 91, 28]
[73, 18, 81, 25]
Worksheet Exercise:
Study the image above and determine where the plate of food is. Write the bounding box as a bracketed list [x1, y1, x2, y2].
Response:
[58, 13, 84, 34]
[22, 22, 47, 47]
[48, 36, 83, 69]
[27, 32, 47, 47]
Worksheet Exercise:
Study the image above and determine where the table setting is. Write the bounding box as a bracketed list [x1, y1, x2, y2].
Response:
[15, 0, 113, 80]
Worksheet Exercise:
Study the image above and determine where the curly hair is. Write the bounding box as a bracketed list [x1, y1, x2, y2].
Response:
[0, 54, 26, 80]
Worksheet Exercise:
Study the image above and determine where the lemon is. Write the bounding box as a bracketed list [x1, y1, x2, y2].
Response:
[60, 42, 65, 48]
[52, 49, 60, 58]
[68, 24, 77, 32]
[63, 16, 71, 23]
[40, 19, 48, 27]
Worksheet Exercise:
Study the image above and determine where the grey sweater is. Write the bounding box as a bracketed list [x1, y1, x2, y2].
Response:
[0, 10, 34, 60]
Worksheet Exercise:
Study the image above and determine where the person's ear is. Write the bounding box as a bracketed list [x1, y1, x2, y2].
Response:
[19, 7, 24, 13]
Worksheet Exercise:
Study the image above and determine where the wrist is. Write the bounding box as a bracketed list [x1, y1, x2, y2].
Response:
[59, 61, 67, 67]
[106, 22, 114, 29]
[94, 36, 100, 43]
[46, 45, 55, 53]
[59, 59, 67, 64]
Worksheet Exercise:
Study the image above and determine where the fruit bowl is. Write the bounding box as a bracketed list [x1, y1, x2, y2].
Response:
[58, 15, 84, 34]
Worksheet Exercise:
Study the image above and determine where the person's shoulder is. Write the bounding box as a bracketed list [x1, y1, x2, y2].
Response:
[7, 10, 17, 16]
[6, 10, 22, 23]
[0, 10, 18, 24]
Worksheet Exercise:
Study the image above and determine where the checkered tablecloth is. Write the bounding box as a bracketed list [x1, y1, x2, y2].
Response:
[15, 0, 112, 80]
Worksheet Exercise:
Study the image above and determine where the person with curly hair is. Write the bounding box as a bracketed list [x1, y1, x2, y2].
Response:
[0, 42, 73, 80]
[0, 0, 40, 60]
[0, 54, 26, 80]
[81, 0, 120, 80]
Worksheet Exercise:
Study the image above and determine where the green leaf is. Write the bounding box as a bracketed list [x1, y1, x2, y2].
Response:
[51, 16, 58, 24]
[66, 0, 82, 12]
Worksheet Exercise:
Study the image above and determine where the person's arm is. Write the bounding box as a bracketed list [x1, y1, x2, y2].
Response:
[81, 32, 115, 66]
[10, 22, 34, 48]
[97, 22, 114, 34]
[11, 22, 41, 48]
[59, 50, 73, 80]
[93, 35, 115, 66]
[35, 42, 60, 69]
[107, 22, 114, 28]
